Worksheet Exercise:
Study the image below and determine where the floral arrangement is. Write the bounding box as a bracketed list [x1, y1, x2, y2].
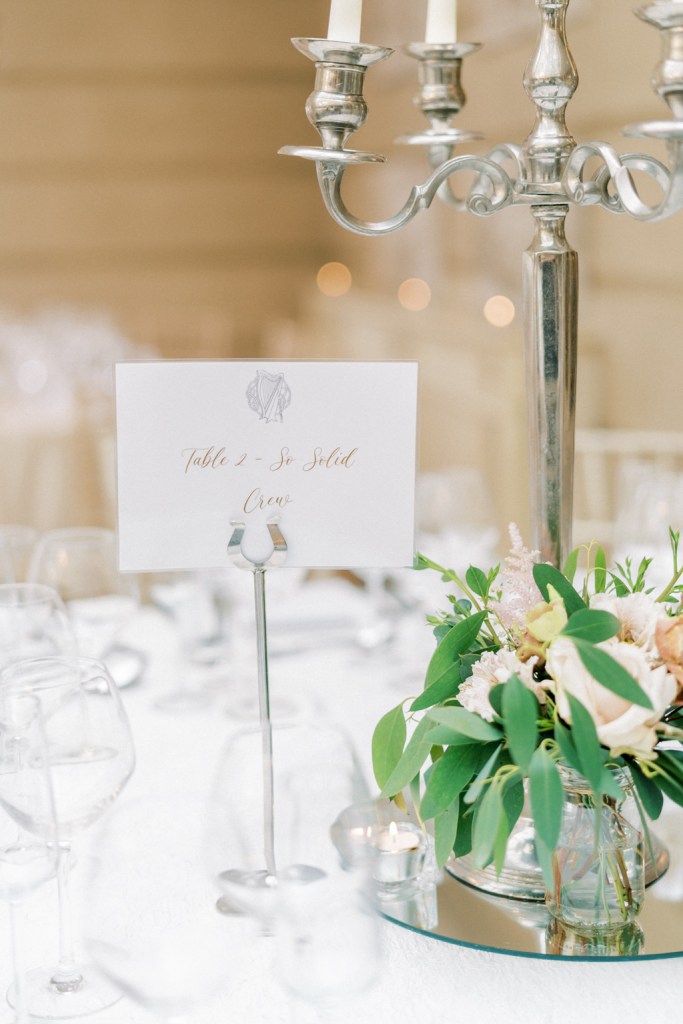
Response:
[372, 527, 683, 887]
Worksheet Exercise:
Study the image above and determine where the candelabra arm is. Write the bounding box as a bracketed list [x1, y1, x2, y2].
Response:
[564, 138, 683, 221]
[434, 143, 526, 212]
[315, 152, 516, 236]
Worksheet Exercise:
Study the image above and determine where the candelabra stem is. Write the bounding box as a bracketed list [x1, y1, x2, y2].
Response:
[522, 204, 578, 566]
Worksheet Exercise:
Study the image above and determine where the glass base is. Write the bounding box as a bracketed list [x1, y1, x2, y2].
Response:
[9, 963, 122, 1019]
[445, 813, 670, 902]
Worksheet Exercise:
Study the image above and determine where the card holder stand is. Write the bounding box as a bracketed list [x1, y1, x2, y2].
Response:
[227, 517, 287, 879]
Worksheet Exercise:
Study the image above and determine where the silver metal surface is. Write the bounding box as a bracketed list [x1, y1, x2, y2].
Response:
[522, 204, 577, 568]
[227, 519, 287, 879]
[277, 145, 385, 164]
[522, 0, 577, 188]
[291, 38, 393, 67]
[282, 0, 683, 565]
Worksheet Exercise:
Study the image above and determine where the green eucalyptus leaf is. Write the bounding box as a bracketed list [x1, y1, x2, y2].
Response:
[423, 611, 487, 693]
[493, 807, 513, 877]
[658, 748, 683, 781]
[471, 780, 504, 869]
[433, 624, 451, 642]
[372, 703, 407, 791]
[411, 673, 461, 712]
[565, 693, 605, 795]
[528, 746, 563, 851]
[459, 653, 479, 683]
[534, 834, 555, 891]
[562, 547, 580, 584]
[533, 563, 586, 615]
[434, 801, 460, 869]
[463, 743, 502, 805]
[502, 776, 525, 833]
[573, 639, 653, 710]
[601, 766, 627, 802]
[626, 765, 663, 819]
[428, 707, 503, 742]
[380, 715, 433, 798]
[419, 744, 481, 820]
[502, 675, 539, 772]
[409, 772, 422, 811]
[594, 546, 607, 593]
[561, 609, 619, 643]
[453, 798, 474, 858]
[649, 763, 683, 808]
[554, 718, 579, 771]
[465, 565, 488, 598]
[425, 726, 482, 747]
[488, 683, 505, 719]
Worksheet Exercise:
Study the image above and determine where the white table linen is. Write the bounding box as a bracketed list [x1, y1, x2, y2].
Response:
[6, 579, 682, 1024]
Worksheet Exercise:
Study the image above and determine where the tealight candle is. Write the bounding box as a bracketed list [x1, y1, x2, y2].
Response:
[425, 0, 458, 44]
[373, 821, 420, 853]
[327, 0, 362, 43]
[369, 821, 427, 889]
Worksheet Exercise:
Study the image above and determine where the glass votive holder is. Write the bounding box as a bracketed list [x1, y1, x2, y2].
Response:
[368, 821, 427, 897]
[330, 800, 391, 869]
[382, 882, 438, 929]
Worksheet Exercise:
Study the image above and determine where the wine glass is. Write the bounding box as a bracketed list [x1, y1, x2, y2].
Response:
[83, 788, 250, 1022]
[27, 527, 142, 688]
[212, 720, 374, 928]
[0, 526, 38, 584]
[272, 760, 382, 1018]
[0, 691, 59, 1024]
[0, 583, 77, 671]
[0, 655, 136, 1019]
[148, 571, 226, 711]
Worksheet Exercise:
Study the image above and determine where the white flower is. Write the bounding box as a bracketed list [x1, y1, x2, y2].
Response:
[458, 648, 541, 722]
[546, 636, 677, 758]
[489, 524, 541, 635]
[589, 591, 663, 655]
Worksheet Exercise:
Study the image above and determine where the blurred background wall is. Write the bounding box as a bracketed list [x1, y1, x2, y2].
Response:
[0, 0, 681, 552]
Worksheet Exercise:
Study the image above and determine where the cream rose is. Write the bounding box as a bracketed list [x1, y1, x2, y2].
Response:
[546, 636, 678, 758]
[589, 591, 662, 654]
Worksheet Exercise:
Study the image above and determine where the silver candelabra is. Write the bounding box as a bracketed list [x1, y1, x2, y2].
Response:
[280, 0, 683, 567]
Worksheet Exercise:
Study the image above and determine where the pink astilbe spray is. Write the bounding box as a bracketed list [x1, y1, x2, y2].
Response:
[489, 523, 542, 636]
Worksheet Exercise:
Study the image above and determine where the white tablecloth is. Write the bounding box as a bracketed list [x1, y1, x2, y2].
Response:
[7, 579, 683, 1024]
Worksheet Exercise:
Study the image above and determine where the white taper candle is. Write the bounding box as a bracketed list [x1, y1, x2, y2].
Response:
[425, 0, 458, 44]
[327, 0, 363, 43]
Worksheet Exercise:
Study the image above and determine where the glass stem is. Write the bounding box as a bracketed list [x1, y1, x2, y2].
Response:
[8, 900, 28, 1024]
[50, 843, 83, 993]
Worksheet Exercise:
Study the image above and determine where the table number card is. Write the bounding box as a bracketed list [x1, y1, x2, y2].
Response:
[115, 360, 418, 570]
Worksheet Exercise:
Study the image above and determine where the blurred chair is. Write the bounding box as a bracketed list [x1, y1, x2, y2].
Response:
[573, 427, 683, 560]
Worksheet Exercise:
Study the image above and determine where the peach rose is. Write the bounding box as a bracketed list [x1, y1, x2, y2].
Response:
[656, 615, 683, 697]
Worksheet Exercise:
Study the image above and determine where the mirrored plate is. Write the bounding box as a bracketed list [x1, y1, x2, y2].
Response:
[382, 816, 683, 960]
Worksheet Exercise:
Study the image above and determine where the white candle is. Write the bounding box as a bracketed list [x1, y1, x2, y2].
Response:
[327, 0, 362, 43]
[369, 821, 427, 888]
[425, 0, 458, 44]
[373, 821, 420, 853]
